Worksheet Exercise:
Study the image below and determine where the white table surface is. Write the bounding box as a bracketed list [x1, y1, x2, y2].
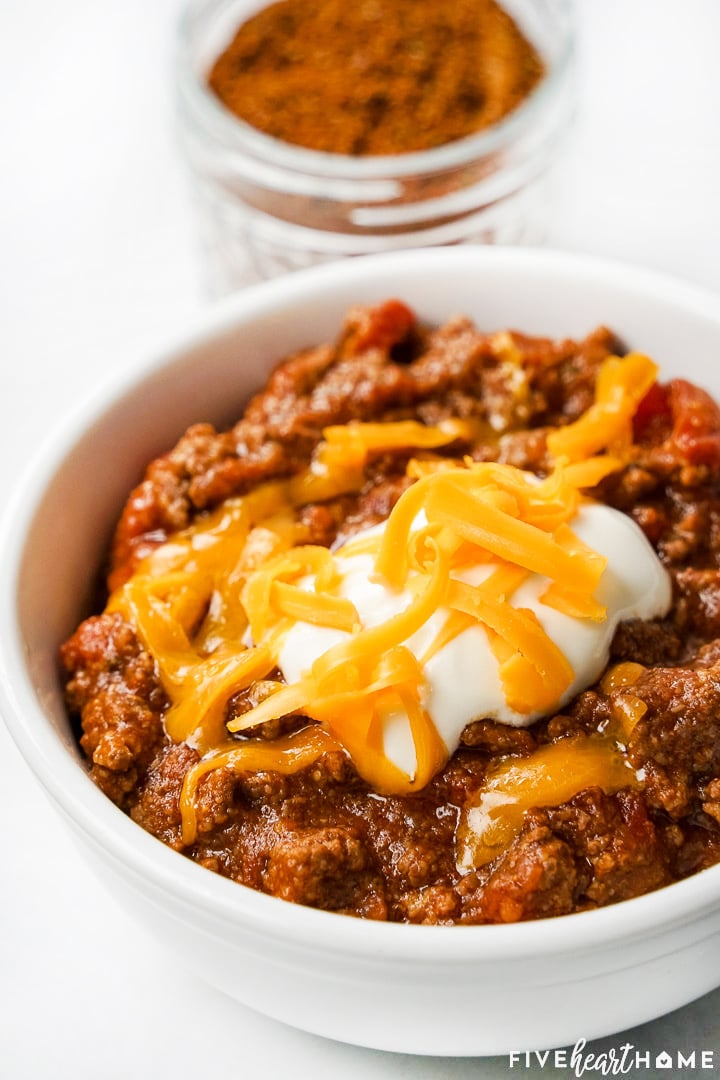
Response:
[2, 1, 720, 1076]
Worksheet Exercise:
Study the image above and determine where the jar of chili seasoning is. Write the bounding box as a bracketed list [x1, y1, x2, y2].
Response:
[176, 0, 575, 293]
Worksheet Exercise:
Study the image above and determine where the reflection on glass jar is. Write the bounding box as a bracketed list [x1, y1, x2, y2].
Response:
[176, 0, 576, 294]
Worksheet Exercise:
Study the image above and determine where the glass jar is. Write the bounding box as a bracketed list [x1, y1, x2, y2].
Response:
[176, 0, 576, 294]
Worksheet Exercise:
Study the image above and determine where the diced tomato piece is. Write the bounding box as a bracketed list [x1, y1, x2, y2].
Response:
[669, 378, 720, 466]
[345, 299, 416, 354]
[632, 381, 672, 443]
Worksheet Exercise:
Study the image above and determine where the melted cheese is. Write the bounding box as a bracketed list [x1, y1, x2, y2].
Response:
[179, 727, 342, 845]
[456, 733, 638, 869]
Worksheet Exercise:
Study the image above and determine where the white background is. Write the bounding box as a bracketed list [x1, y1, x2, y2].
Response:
[2, 1, 720, 1076]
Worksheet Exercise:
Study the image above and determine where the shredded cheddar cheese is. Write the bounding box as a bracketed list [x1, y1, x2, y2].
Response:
[228, 457, 614, 795]
[547, 352, 658, 462]
[105, 345, 660, 844]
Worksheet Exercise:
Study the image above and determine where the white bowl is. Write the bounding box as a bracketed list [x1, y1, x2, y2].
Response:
[2, 248, 720, 1057]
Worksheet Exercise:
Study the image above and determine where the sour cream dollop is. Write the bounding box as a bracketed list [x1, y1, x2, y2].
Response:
[278, 504, 671, 776]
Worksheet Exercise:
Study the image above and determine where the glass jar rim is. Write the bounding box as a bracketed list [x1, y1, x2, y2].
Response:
[176, 0, 576, 182]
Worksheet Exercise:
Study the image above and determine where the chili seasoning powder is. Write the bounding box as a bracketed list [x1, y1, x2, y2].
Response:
[207, 0, 545, 156]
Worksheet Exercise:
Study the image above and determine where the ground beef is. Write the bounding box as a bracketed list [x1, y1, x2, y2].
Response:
[627, 664, 720, 818]
[465, 829, 580, 923]
[61, 613, 166, 807]
[61, 301, 720, 923]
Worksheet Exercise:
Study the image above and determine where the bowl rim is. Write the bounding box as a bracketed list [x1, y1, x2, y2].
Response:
[3, 245, 720, 963]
